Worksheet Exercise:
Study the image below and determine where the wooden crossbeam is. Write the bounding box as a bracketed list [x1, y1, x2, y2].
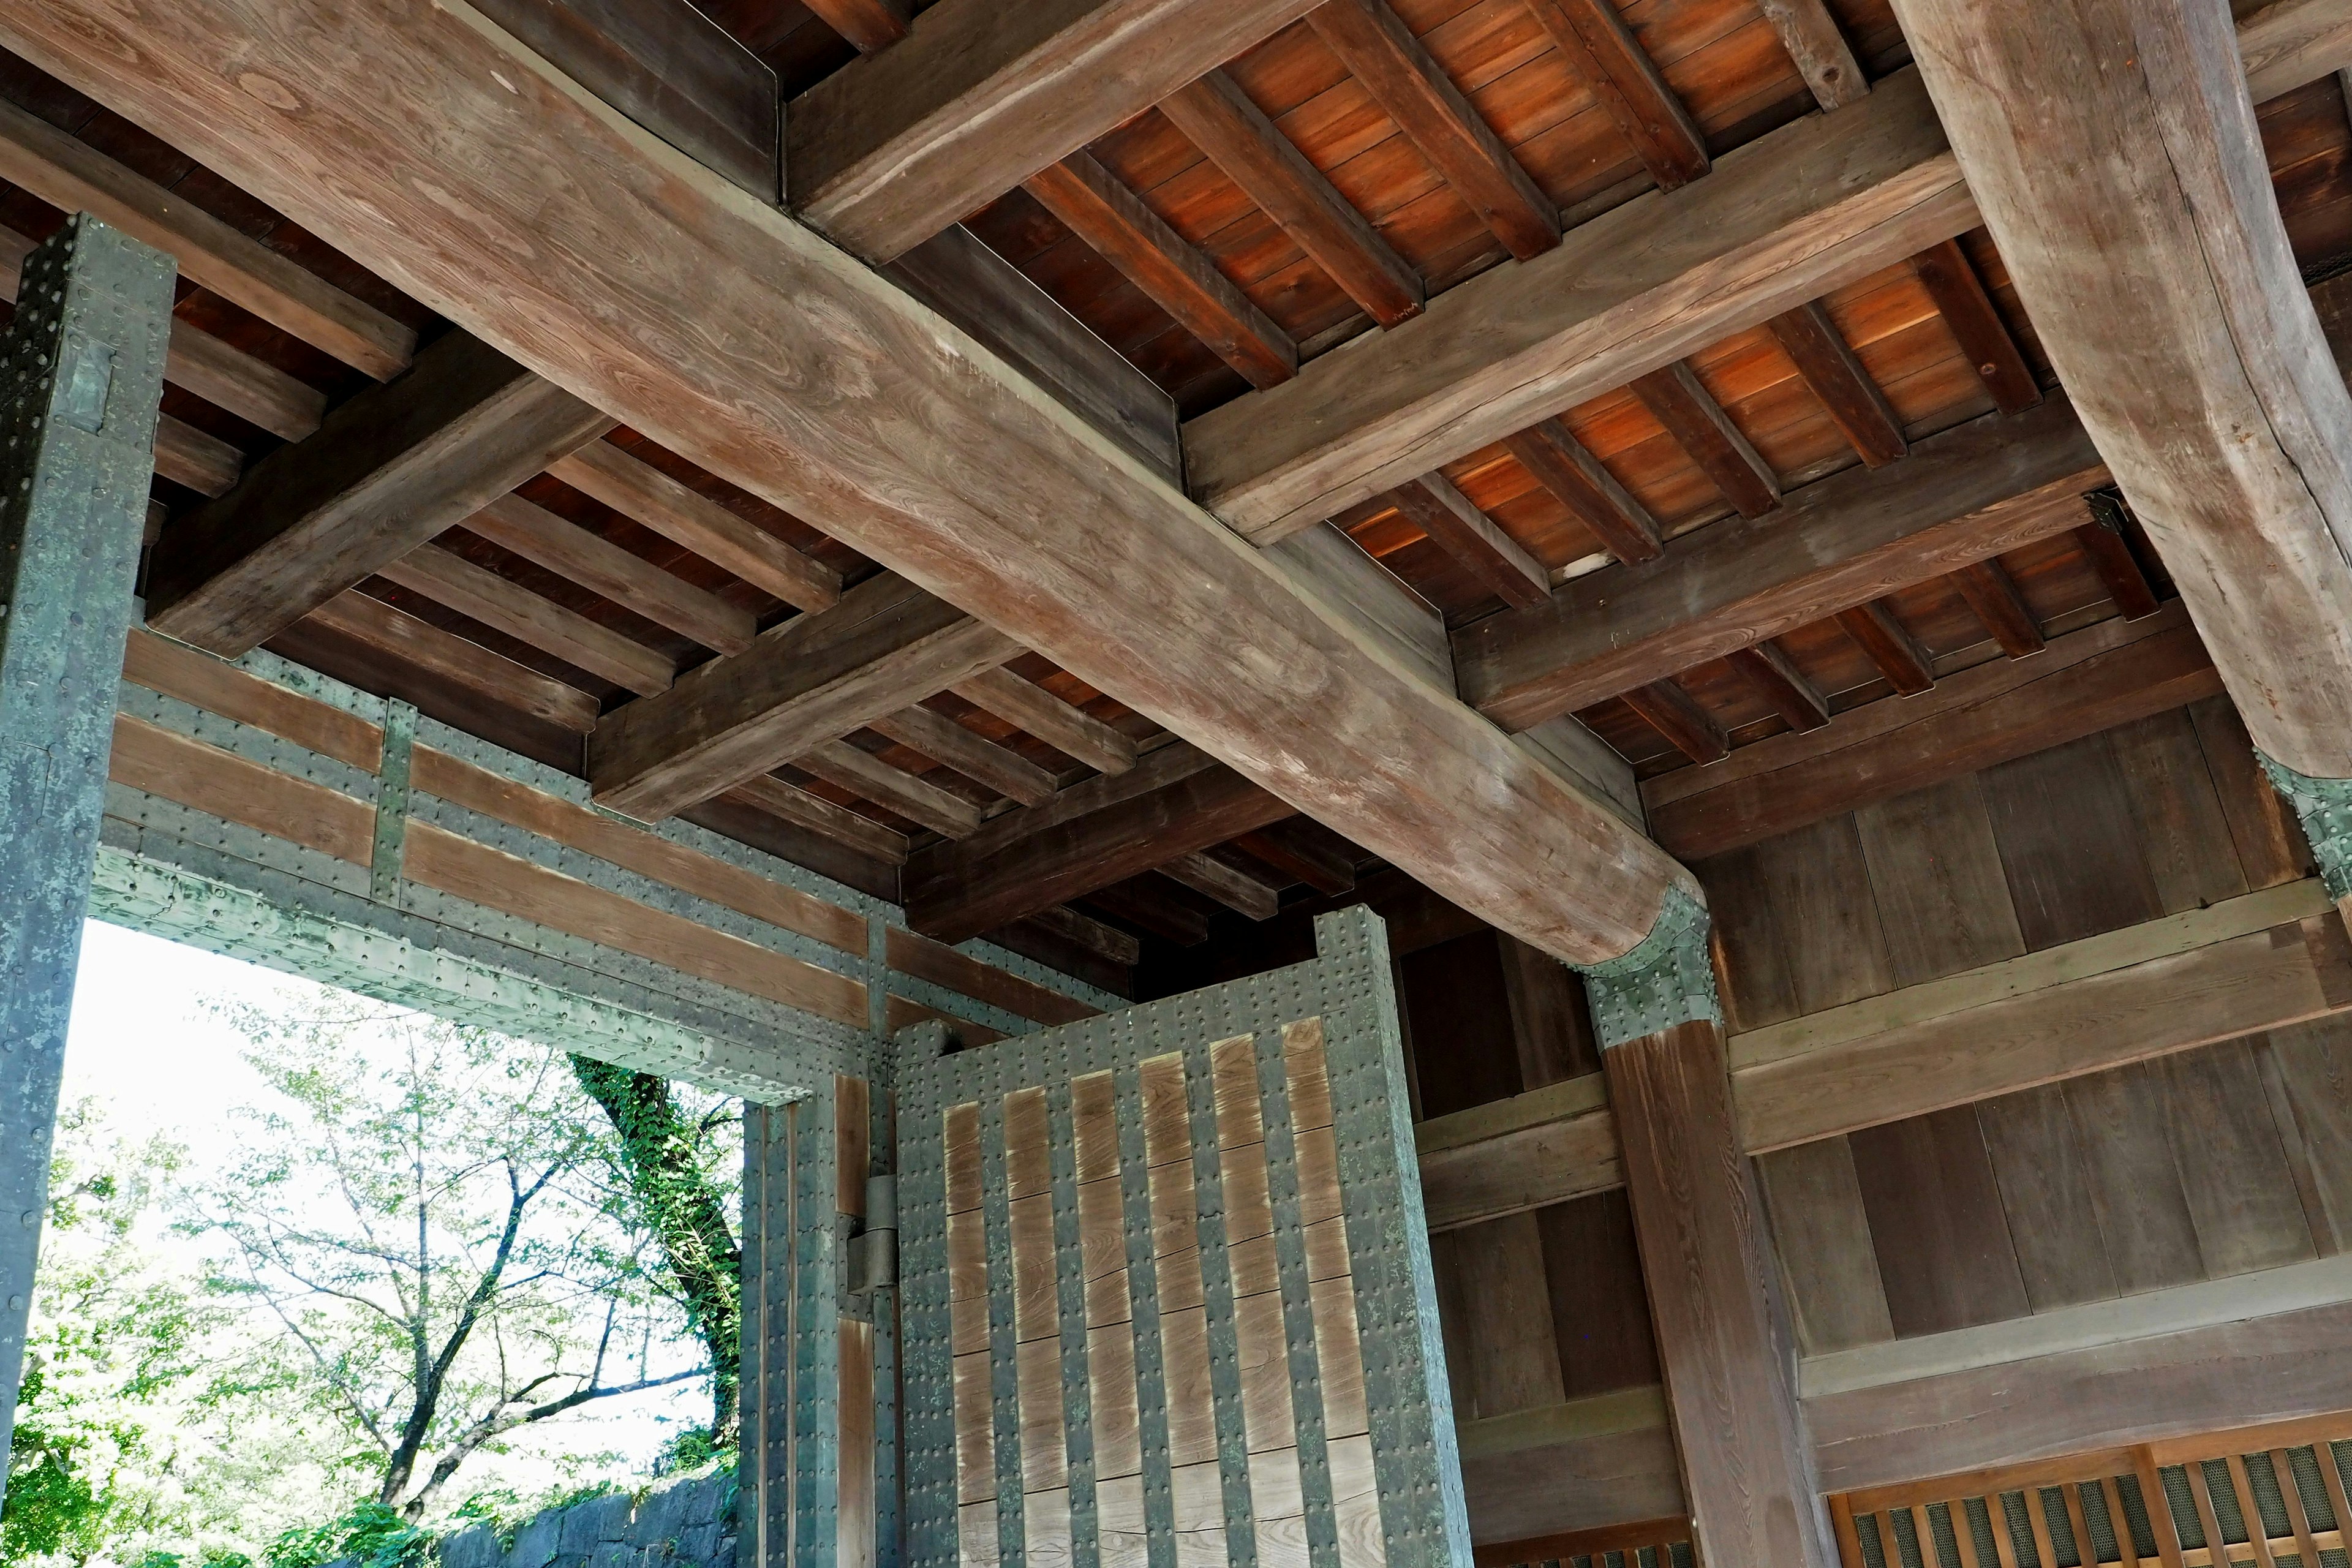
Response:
[1231, 820, 1358, 895]
[1629, 360, 1781, 518]
[949, 667, 1137, 777]
[1758, 0, 1868, 111]
[145, 330, 614, 655]
[1392, 473, 1551, 609]
[867, 703, 1059, 806]
[1183, 1, 2352, 543]
[1622, 679, 1728, 765]
[1892, 0, 2352, 790]
[1727, 641, 1830, 733]
[786, 0, 1325, 261]
[17, 0, 1695, 967]
[1834, 599, 1933, 696]
[1501, 419, 1663, 565]
[1949, 557, 2044, 658]
[1455, 395, 2107, 733]
[796, 737, 984, 839]
[800, 0, 910, 53]
[1159, 848, 1283, 920]
[301, 589, 601, 735]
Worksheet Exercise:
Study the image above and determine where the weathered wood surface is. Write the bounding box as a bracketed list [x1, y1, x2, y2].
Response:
[785, 0, 1324, 262]
[1457, 396, 2108, 733]
[2, 0, 1695, 965]
[1891, 0, 2352, 780]
[1608, 1017, 1834, 1568]
[145, 331, 611, 655]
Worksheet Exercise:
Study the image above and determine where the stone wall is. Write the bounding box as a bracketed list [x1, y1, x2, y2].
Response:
[431, 1474, 737, 1568]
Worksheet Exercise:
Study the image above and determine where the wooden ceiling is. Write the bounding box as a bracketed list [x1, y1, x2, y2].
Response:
[2, 0, 2346, 990]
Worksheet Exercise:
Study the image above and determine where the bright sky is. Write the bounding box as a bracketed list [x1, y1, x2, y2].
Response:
[59, 919, 712, 1506]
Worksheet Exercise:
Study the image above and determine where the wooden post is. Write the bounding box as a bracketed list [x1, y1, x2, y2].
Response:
[1575, 891, 1835, 1568]
[0, 215, 172, 1506]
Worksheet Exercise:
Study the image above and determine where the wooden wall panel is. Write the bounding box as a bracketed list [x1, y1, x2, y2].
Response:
[1703, 812, 1894, 1032]
[1496, 934, 1600, 1088]
[1977, 733, 2166, 951]
[1847, 1106, 2032, 1336]
[1850, 774, 2024, 988]
[1755, 1138, 1894, 1354]
[1974, 1082, 2120, 1311]
[2108, 707, 2251, 914]
[1404, 929, 1525, 1118]
[2062, 1061, 2208, 1295]
[1536, 1189, 1660, 1401]
[1448, 1211, 1570, 1420]
[2160, 1038, 2318, 1276]
[2264, 1013, 2352, 1251]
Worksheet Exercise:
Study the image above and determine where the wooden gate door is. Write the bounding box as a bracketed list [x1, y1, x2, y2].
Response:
[892, 908, 1469, 1568]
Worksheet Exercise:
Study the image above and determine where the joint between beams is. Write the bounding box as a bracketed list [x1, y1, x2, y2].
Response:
[1571, 883, 1719, 1050]
[2260, 750, 2352, 903]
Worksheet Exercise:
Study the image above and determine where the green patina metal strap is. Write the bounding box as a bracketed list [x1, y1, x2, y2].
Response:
[2259, 752, 2352, 903]
[369, 698, 417, 905]
[1573, 884, 1721, 1051]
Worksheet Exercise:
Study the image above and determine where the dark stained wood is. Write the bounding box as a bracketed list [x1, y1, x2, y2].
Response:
[796, 737, 984, 839]
[785, 0, 1324, 260]
[2075, 499, 2164, 619]
[1950, 557, 2045, 657]
[1607, 1017, 1834, 1568]
[1391, 473, 1550, 609]
[1726, 641, 1828, 733]
[949, 666, 1137, 777]
[1229, 820, 1356, 895]
[1848, 1104, 2033, 1336]
[1702, 811, 1894, 1032]
[1457, 398, 2109, 733]
[1835, 600, 1934, 696]
[1978, 733, 2166, 951]
[799, 0, 907, 53]
[1975, 1082, 2122, 1311]
[2190, 694, 2314, 892]
[1499, 420, 1662, 567]
[1850, 773, 2024, 987]
[1909, 239, 2040, 416]
[2162, 1038, 2320, 1276]
[1755, 1139, 1896, 1354]
[145, 331, 612, 655]
[375, 543, 675, 696]
[462, 493, 758, 655]
[1645, 607, 2225, 861]
[2107, 706, 2250, 915]
[868, 703, 1058, 805]
[984, 905, 1139, 997]
[1767, 301, 1907, 467]
[467, 0, 779, 197]
[1629, 361, 1781, 519]
[722, 772, 911, 865]
[1158, 848, 1282, 920]
[588, 572, 1020, 819]
[1621, 679, 1728, 766]
[1758, 0, 1868, 111]
[1081, 876, 1213, 946]
[1402, 928, 1525, 1117]
[1496, 935, 1599, 1087]
[1520, 0, 1708, 189]
[1303, 0, 1560, 261]
[2063, 1061, 2206, 1295]
[1023, 153, 1298, 390]
[303, 589, 600, 734]
[903, 743, 1292, 941]
[1158, 70, 1423, 329]
[1901, 0, 2352, 784]
[1535, 1189, 1659, 1398]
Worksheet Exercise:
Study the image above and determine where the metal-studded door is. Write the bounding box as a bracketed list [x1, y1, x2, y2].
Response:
[891, 908, 1469, 1568]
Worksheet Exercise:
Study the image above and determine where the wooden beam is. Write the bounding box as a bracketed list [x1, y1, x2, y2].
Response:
[1307, 0, 1560, 259]
[1501, 419, 1662, 565]
[1757, 0, 1867, 110]
[1182, 5, 2352, 541]
[1643, 605, 2222, 861]
[1024, 153, 1298, 390]
[796, 737, 984, 839]
[20, 0, 1694, 967]
[1607, 1016, 1835, 1568]
[1909, 239, 2039, 416]
[949, 666, 1137, 777]
[2075, 497, 2165, 620]
[903, 742, 1293, 941]
[154, 414, 241, 497]
[461, 492, 758, 655]
[1159, 848, 1283, 920]
[1629, 361, 1780, 518]
[1949, 557, 2043, 658]
[302, 589, 600, 734]
[1392, 473, 1551, 609]
[722, 772, 911, 865]
[1080, 876, 1213, 945]
[1521, 0, 1708, 189]
[0, 97, 413, 379]
[1621, 679, 1728, 765]
[1229, 820, 1357, 895]
[374, 542, 676, 696]
[587, 571, 1020, 820]
[1727, 641, 1829, 732]
[145, 330, 614, 655]
[1834, 599, 1932, 695]
[546, 439, 840, 611]
[801, 0, 910, 53]
[1767, 301, 1907, 467]
[867, 702, 1059, 805]
[1456, 396, 2107, 733]
[786, 0, 1325, 261]
[1893, 0, 2352, 784]
[1161, 70, 1423, 329]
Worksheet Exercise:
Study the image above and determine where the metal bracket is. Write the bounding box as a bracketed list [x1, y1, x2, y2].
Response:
[2259, 751, 2352, 904]
[1574, 884, 1721, 1050]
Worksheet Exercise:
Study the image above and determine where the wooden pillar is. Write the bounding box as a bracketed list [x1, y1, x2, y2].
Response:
[0, 214, 172, 1504]
[1575, 890, 1834, 1568]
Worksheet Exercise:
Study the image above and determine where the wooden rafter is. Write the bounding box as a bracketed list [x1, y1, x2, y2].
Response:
[1834, 599, 1933, 696]
[1390, 473, 1550, 609]
[1521, 0, 1708, 189]
[1766, 301, 1907, 467]
[460, 493, 759, 656]
[546, 439, 840, 611]
[1910, 238, 2040, 415]
[1629, 360, 1781, 518]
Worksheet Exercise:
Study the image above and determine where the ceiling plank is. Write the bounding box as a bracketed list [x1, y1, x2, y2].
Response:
[1910, 239, 2040, 416]
[20, 0, 1693, 965]
[1521, 0, 1708, 189]
[950, 667, 1138, 777]
[786, 0, 1325, 261]
[1767, 300, 1907, 467]
[1501, 419, 1663, 566]
[1892, 0, 2352, 790]
[1757, 0, 1868, 111]
[1023, 153, 1299, 390]
[588, 571, 1020, 819]
[374, 542, 677, 696]
[1455, 395, 2107, 733]
[1948, 558, 2044, 658]
[1392, 473, 1550, 609]
[867, 702, 1060, 805]
[1159, 69, 1424, 328]
[1182, 2, 2352, 543]
[547, 439, 841, 611]
[1834, 599, 1933, 696]
[462, 492, 758, 655]
[1306, 0, 1560, 260]
[0, 96, 413, 379]
[1628, 361, 1781, 519]
[145, 330, 614, 655]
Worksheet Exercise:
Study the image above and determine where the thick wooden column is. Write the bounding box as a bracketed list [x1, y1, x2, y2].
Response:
[1885, 0, 2352, 921]
[1575, 894, 1833, 1568]
[0, 214, 173, 1501]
